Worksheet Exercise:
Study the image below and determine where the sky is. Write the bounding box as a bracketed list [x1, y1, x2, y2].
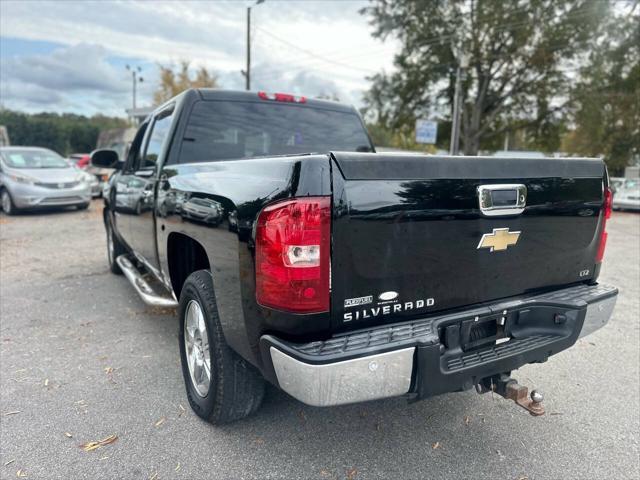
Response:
[0, 0, 399, 117]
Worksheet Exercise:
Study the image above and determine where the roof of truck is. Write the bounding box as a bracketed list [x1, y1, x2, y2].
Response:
[195, 88, 356, 113]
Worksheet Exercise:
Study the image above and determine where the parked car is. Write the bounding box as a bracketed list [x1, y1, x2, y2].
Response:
[612, 179, 640, 211]
[0, 147, 92, 214]
[68, 153, 109, 197]
[92, 89, 617, 424]
[610, 177, 625, 193]
[69, 153, 91, 169]
[492, 150, 546, 158]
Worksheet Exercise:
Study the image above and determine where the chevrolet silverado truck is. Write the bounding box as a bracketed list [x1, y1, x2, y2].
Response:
[92, 89, 618, 424]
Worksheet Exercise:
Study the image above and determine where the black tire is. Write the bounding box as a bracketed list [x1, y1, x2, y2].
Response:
[1, 188, 18, 215]
[105, 216, 125, 274]
[179, 270, 265, 424]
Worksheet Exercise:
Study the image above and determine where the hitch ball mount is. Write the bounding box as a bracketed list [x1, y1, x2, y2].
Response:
[477, 374, 545, 416]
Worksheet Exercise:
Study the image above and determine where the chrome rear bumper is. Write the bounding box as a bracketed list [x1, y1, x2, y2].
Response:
[270, 347, 414, 407]
[266, 284, 617, 407]
[578, 294, 617, 338]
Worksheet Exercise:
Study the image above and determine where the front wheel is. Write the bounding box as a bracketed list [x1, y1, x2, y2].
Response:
[1, 189, 17, 215]
[105, 216, 125, 274]
[179, 270, 265, 424]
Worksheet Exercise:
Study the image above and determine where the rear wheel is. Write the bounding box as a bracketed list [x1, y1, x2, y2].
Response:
[1, 189, 17, 215]
[179, 270, 265, 424]
[105, 216, 125, 274]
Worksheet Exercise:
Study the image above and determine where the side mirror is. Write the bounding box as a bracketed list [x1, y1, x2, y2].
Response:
[90, 149, 121, 169]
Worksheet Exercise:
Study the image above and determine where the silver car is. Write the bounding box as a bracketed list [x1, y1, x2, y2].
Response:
[0, 147, 92, 215]
[612, 179, 640, 211]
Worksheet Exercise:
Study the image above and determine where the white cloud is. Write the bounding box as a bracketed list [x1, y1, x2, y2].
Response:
[0, 0, 398, 115]
[0, 43, 140, 114]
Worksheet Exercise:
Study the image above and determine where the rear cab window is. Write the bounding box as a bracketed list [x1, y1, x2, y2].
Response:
[179, 100, 372, 164]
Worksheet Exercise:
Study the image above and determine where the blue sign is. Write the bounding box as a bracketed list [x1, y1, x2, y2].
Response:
[416, 119, 438, 144]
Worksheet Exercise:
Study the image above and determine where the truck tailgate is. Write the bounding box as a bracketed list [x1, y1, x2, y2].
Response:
[330, 152, 606, 331]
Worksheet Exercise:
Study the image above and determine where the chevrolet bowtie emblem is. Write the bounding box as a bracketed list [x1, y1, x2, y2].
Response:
[477, 228, 521, 252]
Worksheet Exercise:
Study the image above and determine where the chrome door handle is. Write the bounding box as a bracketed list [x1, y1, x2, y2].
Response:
[477, 184, 527, 217]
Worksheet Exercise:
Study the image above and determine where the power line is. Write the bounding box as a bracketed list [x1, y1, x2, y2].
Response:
[255, 26, 376, 74]
[253, 5, 600, 80]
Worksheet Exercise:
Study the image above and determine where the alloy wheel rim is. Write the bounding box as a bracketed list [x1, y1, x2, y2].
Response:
[184, 300, 211, 397]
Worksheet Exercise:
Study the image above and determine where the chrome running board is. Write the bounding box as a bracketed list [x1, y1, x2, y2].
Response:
[116, 255, 178, 308]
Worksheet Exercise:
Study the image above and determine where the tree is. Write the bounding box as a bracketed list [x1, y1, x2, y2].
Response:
[0, 110, 128, 155]
[562, 8, 640, 175]
[362, 0, 610, 155]
[153, 61, 219, 105]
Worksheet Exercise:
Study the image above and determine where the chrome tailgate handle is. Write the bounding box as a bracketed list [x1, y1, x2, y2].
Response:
[478, 184, 527, 217]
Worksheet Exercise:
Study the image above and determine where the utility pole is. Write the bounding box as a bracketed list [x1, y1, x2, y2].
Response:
[242, 0, 265, 91]
[125, 65, 144, 110]
[449, 51, 469, 156]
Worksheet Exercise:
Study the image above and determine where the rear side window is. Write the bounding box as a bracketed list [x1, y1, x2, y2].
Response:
[179, 101, 372, 163]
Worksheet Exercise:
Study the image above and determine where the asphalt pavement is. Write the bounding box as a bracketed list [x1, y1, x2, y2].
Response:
[1, 201, 638, 480]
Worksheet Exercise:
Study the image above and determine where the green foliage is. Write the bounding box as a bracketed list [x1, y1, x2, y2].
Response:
[0, 110, 128, 156]
[362, 0, 610, 155]
[562, 12, 640, 175]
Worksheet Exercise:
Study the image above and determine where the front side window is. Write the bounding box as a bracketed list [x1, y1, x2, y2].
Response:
[125, 123, 148, 172]
[180, 101, 372, 164]
[143, 109, 175, 169]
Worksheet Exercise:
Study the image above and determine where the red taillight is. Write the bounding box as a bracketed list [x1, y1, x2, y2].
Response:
[255, 197, 330, 313]
[258, 91, 307, 103]
[596, 187, 613, 263]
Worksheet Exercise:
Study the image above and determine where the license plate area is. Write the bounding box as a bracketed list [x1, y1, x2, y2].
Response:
[461, 315, 506, 351]
[440, 313, 511, 352]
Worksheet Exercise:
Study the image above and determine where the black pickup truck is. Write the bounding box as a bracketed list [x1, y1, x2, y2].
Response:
[92, 89, 617, 424]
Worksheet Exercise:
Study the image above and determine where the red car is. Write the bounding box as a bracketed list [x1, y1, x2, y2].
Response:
[69, 153, 91, 169]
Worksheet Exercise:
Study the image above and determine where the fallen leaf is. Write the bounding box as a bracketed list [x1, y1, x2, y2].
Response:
[175, 463, 181, 472]
[4, 459, 15, 466]
[154, 417, 166, 427]
[104, 367, 114, 375]
[254, 437, 264, 445]
[346, 468, 358, 480]
[463, 415, 471, 425]
[3, 411, 21, 416]
[320, 469, 330, 477]
[178, 404, 186, 417]
[44, 379, 49, 387]
[149, 472, 158, 480]
[64, 432, 73, 438]
[516, 476, 529, 480]
[432, 442, 441, 450]
[99, 456, 110, 461]
[80, 434, 118, 452]
[359, 410, 368, 418]
[16, 470, 27, 478]
[298, 410, 307, 423]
